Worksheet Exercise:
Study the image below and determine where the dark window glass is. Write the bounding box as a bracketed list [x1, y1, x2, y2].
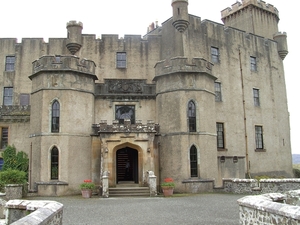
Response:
[3, 87, 13, 106]
[0, 158, 3, 170]
[250, 56, 257, 71]
[116, 52, 126, 68]
[215, 82, 222, 102]
[255, 126, 264, 149]
[51, 147, 59, 180]
[190, 145, 198, 177]
[51, 101, 60, 133]
[211, 47, 219, 63]
[115, 105, 135, 124]
[253, 88, 260, 107]
[188, 101, 196, 132]
[217, 123, 225, 149]
[5, 56, 15, 71]
[1, 127, 8, 149]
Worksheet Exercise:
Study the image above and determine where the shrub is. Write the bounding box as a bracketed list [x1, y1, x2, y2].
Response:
[0, 169, 27, 185]
[293, 168, 300, 178]
[2, 145, 29, 174]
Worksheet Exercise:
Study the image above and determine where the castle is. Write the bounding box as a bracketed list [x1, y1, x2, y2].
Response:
[0, 0, 292, 195]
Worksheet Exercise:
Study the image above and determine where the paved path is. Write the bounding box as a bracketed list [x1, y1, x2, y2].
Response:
[27, 193, 245, 225]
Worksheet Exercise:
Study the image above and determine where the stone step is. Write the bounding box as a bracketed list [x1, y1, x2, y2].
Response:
[109, 187, 150, 197]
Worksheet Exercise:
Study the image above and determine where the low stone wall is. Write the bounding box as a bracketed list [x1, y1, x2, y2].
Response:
[222, 178, 300, 194]
[260, 179, 300, 194]
[223, 179, 257, 194]
[238, 191, 300, 224]
[5, 199, 63, 225]
[182, 179, 215, 193]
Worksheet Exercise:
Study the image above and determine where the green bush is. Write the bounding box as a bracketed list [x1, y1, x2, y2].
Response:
[2, 145, 29, 174]
[293, 168, 300, 178]
[0, 169, 27, 185]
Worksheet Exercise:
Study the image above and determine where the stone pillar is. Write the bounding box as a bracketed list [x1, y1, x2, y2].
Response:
[148, 171, 157, 197]
[102, 171, 109, 198]
[4, 184, 23, 201]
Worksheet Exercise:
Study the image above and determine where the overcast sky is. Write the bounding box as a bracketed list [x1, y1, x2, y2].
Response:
[1, 0, 298, 153]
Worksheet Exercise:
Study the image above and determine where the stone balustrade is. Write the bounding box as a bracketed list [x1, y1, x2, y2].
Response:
[5, 199, 63, 225]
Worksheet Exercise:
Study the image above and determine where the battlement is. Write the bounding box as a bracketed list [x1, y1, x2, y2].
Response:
[31, 55, 96, 77]
[154, 57, 213, 78]
[66, 20, 83, 28]
[221, 0, 279, 19]
[92, 120, 159, 135]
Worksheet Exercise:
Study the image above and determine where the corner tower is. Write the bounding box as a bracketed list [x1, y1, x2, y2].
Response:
[221, 0, 279, 40]
[171, 0, 189, 32]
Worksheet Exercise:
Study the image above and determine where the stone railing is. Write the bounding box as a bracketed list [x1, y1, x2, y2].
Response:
[238, 190, 300, 224]
[222, 178, 300, 194]
[5, 199, 63, 225]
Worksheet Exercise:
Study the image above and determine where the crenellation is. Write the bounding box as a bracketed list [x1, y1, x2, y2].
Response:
[31, 55, 96, 76]
[221, 0, 279, 19]
[154, 57, 213, 78]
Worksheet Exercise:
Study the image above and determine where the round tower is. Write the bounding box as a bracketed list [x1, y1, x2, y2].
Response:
[66, 21, 83, 55]
[171, 0, 189, 32]
[29, 55, 97, 194]
[154, 57, 219, 191]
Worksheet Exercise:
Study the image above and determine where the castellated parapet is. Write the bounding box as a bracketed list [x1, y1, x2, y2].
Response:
[31, 55, 96, 77]
[221, 0, 280, 40]
[154, 57, 213, 79]
[221, 0, 279, 19]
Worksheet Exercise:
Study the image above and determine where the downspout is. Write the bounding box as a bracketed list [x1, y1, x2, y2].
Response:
[29, 142, 32, 190]
[238, 48, 251, 178]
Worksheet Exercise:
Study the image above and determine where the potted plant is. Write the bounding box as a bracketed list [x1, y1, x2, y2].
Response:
[80, 179, 95, 198]
[0, 169, 27, 200]
[161, 177, 175, 197]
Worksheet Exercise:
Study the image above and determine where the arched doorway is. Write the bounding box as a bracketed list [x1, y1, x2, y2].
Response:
[116, 147, 138, 183]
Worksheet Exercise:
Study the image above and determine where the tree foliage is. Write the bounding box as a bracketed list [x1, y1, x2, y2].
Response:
[2, 145, 29, 174]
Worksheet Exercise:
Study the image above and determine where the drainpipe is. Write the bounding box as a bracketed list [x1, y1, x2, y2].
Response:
[29, 142, 32, 190]
[238, 48, 251, 178]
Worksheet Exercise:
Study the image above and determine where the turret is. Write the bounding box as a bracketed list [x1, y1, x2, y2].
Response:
[171, 0, 189, 32]
[66, 21, 83, 55]
[273, 32, 288, 60]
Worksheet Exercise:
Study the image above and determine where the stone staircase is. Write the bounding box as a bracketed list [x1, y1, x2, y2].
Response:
[109, 181, 150, 197]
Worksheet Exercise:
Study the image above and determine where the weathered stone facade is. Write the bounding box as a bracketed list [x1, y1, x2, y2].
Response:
[0, 0, 292, 195]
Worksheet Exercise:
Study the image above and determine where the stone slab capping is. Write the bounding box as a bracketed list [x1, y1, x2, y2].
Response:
[5, 200, 63, 225]
[238, 190, 300, 224]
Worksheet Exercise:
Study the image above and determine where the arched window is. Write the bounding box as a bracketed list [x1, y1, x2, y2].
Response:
[51, 147, 59, 180]
[51, 100, 60, 133]
[190, 145, 198, 177]
[188, 101, 196, 132]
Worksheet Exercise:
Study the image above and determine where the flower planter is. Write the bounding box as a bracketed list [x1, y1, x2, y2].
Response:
[5, 184, 23, 200]
[161, 187, 174, 197]
[81, 189, 92, 198]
